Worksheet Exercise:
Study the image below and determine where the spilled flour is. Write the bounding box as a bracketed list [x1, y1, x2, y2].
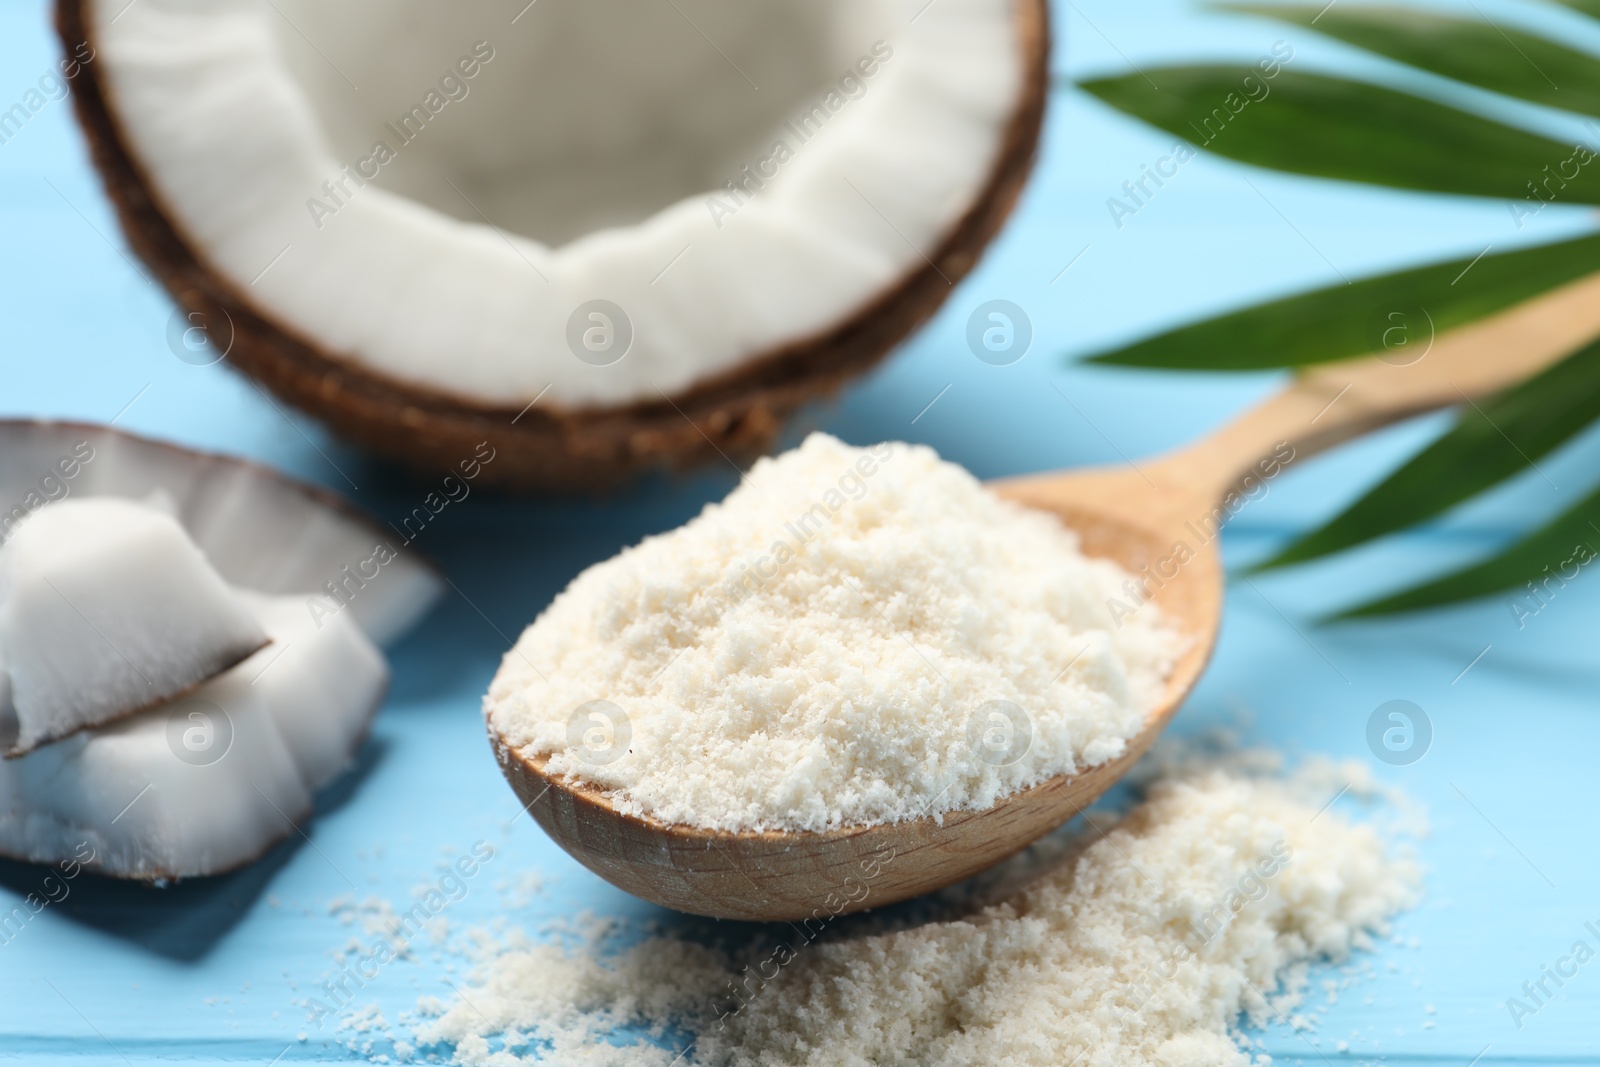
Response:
[410, 750, 1421, 1066]
[487, 433, 1185, 833]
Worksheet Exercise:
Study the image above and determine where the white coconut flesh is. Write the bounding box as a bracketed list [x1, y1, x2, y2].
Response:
[0, 496, 269, 756]
[91, 0, 1025, 407]
[0, 588, 386, 879]
[0, 422, 442, 646]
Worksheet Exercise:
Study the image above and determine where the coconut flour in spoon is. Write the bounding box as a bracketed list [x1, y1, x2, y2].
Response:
[487, 433, 1184, 832]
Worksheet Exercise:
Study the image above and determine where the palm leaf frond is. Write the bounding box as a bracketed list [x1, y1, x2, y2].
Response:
[1079, 68, 1600, 200]
[1074, 0, 1600, 617]
[1547, 0, 1600, 20]
[1221, 4, 1600, 116]
[1255, 337, 1600, 571]
[1332, 482, 1600, 619]
[1085, 232, 1600, 370]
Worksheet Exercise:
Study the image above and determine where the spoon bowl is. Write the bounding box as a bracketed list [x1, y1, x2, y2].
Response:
[493, 270, 1600, 920]
[494, 489, 1220, 922]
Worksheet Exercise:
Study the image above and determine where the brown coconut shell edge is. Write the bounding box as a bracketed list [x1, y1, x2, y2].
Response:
[56, 0, 1050, 491]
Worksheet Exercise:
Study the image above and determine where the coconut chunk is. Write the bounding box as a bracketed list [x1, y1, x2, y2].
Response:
[0, 421, 444, 649]
[0, 497, 269, 756]
[0, 588, 386, 879]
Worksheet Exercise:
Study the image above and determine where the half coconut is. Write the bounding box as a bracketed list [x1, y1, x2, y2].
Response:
[59, 0, 1048, 489]
[0, 421, 442, 878]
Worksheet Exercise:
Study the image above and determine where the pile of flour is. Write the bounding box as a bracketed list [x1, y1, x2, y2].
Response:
[486, 433, 1185, 832]
[413, 753, 1422, 1066]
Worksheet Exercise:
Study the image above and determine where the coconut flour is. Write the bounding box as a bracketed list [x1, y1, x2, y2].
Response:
[486, 433, 1186, 832]
[413, 751, 1421, 1066]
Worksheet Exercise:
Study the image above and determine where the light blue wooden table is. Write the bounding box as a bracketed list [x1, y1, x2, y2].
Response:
[1, 0, 1597, 1062]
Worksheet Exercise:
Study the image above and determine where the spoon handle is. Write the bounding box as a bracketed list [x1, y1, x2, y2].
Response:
[1149, 269, 1600, 516]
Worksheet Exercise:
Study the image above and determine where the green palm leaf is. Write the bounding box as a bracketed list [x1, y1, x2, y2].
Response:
[1332, 482, 1600, 618]
[1084, 233, 1600, 370]
[1221, 4, 1600, 116]
[1079, 68, 1600, 200]
[1548, 0, 1600, 20]
[1256, 336, 1600, 571]
[1075, 0, 1600, 617]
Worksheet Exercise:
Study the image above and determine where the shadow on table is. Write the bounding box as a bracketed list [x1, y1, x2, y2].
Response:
[0, 737, 387, 963]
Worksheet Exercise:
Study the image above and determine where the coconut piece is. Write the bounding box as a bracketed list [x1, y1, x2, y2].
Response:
[58, 0, 1049, 489]
[0, 588, 387, 880]
[0, 422, 439, 877]
[0, 420, 443, 646]
[236, 592, 381, 789]
[0, 496, 270, 756]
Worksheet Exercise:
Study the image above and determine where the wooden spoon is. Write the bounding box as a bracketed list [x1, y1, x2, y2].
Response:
[494, 272, 1600, 921]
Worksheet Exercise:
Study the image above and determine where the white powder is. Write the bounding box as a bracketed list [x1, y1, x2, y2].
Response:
[487, 433, 1184, 832]
[413, 752, 1421, 1065]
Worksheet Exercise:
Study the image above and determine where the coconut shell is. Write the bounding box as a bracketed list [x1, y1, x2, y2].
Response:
[56, 0, 1049, 491]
